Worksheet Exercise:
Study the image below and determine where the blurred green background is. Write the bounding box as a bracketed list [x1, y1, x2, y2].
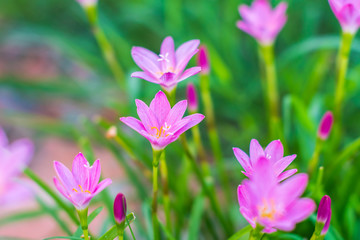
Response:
[1, 0, 360, 239]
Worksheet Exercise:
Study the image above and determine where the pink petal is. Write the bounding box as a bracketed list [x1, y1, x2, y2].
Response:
[53, 161, 77, 193]
[131, 71, 160, 84]
[173, 113, 205, 136]
[0, 182, 32, 206]
[318, 111, 334, 140]
[6, 139, 33, 178]
[273, 154, 297, 176]
[165, 100, 188, 126]
[149, 91, 171, 125]
[178, 67, 202, 82]
[131, 47, 161, 76]
[72, 153, 89, 188]
[54, 177, 70, 200]
[135, 99, 159, 130]
[160, 36, 176, 72]
[175, 39, 200, 74]
[277, 169, 297, 182]
[237, 185, 251, 207]
[92, 178, 112, 196]
[278, 173, 308, 204]
[0, 127, 8, 146]
[239, 206, 256, 228]
[233, 147, 252, 173]
[264, 140, 284, 162]
[249, 139, 265, 165]
[120, 116, 146, 134]
[89, 159, 101, 192]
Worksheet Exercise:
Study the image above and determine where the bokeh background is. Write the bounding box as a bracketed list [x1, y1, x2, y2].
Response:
[1, 0, 360, 239]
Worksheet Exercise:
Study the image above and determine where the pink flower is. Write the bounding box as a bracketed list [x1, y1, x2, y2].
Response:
[329, 0, 360, 34]
[76, 0, 98, 7]
[318, 111, 334, 140]
[237, 157, 315, 233]
[317, 195, 332, 235]
[120, 91, 205, 150]
[186, 83, 199, 112]
[0, 127, 34, 206]
[131, 36, 201, 92]
[236, 0, 287, 45]
[233, 139, 297, 181]
[53, 153, 112, 210]
[197, 45, 210, 75]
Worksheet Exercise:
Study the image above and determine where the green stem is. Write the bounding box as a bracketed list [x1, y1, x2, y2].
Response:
[248, 225, 264, 240]
[77, 208, 89, 240]
[152, 150, 162, 240]
[310, 221, 325, 240]
[160, 152, 172, 234]
[85, 6, 125, 89]
[258, 44, 281, 139]
[23, 168, 79, 225]
[199, 74, 231, 204]
[308, 139, 324, 176]
[180, 135, 233, 236]
[116, 222, 125, 240]
[227, 225, 252, 240]
[191, 124, 211, 177]
[334, 32, 354, 121]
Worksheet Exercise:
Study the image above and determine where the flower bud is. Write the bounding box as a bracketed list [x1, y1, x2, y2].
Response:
[114, 193, 127, 224]
[317, 111, 334, 140]
[186, 83, 199, 112]
[317, 195, 331, 235]
[106, 126, 117, 139]
[197, 46, 210, 75]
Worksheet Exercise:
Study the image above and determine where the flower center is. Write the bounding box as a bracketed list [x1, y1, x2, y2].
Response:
[72, 185, 91, 194]
[151, 123, 173, 139]
[258, 199, 277, 220]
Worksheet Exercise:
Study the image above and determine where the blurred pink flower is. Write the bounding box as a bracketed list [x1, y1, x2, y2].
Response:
[236, 0, 287, 45]
[197, 45, 210, 75]
[114, 193, 127, 224]
[120, 91, 205, 150]
[329, 0, 360, 34]
[131, 36, 201, 93]
[53, 153, 112, 210]
[186, 83, 199, 112]
[233, 139, 297, 181]
[317, 195, 332, 235]
[76, 0, 98, 7]
[237, 157, 315, 233]
[318, 111, 334, 140]
[0, 127, 34, 206]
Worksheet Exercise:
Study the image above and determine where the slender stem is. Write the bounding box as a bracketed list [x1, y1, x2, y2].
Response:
[199, 74, 231, 203]
[334, 32, 354, 121]
[152, 150, 162, 240]
[258, 44, 281, 139]
[191, 124, 211, 177]
[180, 135, 233, 236]
[308, 139, 324, 176]
[248, 225, 264, 240]
[310, 221, 326, 240]
[77, 208, 90, 240]
[23, 168, 79, 225]
[116, 222, 125, 240]
[160, 152, 172, 234]
[84, 6, 125, 89]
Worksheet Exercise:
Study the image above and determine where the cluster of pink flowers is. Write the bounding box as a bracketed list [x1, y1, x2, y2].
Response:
[234, 139, 316, 233]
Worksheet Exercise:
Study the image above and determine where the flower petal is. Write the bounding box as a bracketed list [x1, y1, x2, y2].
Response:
[131, 47, 161, 76]
[72, 153, 89, 188]
[0, 127, 8, 146]
[131, 71, 160, 84]
[160, 36, 176, 72]
[277, 169, 297, 182]
[92, 178, 112, 196]
[120, 117, 146, 134]
[233, 147, 252, 173]
[165, 100, 188, 126]
[53, 161, 77, 193]
[173, 113, 205, 136]
[178, 67, 202, 82]
[264, 140, 284, 162]
[278, 173, 308, 204]
[135, 99, 159, 130]
[249, 139, 264, 165]
[89, 159, 101, 192]
[273, 154, 296, 176]
[150, 91, 171, 125]
[175, 39, 200, 74]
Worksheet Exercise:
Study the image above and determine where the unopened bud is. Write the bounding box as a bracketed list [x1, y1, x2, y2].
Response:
[317, 111, 334, 140]
[186, 83, 199, 112]
[114, 193, 127, 224]
[317, 195, 331, 235]
[197, 45, 210, 75]
[106, 126, 117, 139]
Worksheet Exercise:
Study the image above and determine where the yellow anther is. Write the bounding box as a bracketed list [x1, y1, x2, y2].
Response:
[85, 190, 91, 194]
[79, 185, 84, 193]
[72, 188, 78, 193]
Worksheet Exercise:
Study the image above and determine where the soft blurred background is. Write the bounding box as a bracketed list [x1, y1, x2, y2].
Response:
[1, 0, 360, 239]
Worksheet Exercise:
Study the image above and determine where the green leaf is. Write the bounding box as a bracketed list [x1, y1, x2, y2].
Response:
[98, 212, 136, 240]
[227, 225, 252, 240]
[188, 194, 205, 240]
[0, 210, 45, 226]
[73, 207, 103, 237]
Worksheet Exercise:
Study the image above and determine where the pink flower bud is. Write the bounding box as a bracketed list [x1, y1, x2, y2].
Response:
[114, 193, 127, 224]
[197, 46, 210, 74]
[317, 195, 331, 235]
[328, 0, 360, 34]
[317, 111, 334, 140]
[186, 83, 199, 112]
[77, 0, 98, 7]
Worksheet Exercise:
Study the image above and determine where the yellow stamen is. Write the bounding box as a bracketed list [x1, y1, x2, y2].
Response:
[72, 188, 78, 193]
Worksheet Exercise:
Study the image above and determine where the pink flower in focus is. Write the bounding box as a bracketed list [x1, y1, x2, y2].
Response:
[120, 91, 205, 150]
[318, 111, 334, 140]
[236, 0, 287, 45]
[186, 83, 199, 112]
[237, 157, 315, 233]
[233, 139, 297, 181]
[0, 127, 34, 206]
[317, 195, 332, 235]
[328, 0, 360, 34]
[131, 36, 201, 92]
[76, 0, 98, 7]
[197, 45, 210, 75]
[53, 153, 112, 210]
